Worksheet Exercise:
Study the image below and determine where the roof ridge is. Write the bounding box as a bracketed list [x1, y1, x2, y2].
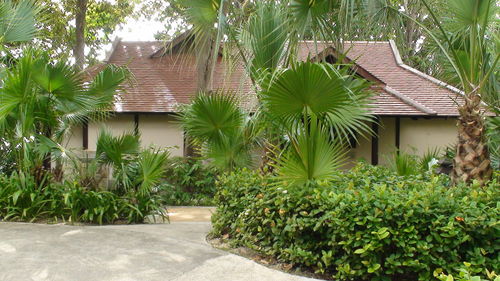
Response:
[384, 86, 437, 115]
[104, 37, 122, 63]
[388, 40, 464, 96]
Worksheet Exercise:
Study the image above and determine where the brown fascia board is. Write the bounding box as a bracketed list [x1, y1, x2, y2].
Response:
[309, 46, 386, 86]
[104, 37, 122, 63]
[149, 30, 193, 58]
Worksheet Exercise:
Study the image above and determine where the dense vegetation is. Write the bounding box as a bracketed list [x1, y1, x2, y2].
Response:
[159, 157, 217, 206]
[211, 164, 500, 281]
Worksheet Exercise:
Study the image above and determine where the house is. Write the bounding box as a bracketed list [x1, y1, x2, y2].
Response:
[69, 38, 464, 166]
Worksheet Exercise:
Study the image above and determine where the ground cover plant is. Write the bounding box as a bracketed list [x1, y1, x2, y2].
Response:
[159, 157, 217, 206]
[0, 171, 166, 224]
[211, 164, 500, 281]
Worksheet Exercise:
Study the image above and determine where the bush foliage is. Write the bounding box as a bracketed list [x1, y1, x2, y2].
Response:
[211, 164, 500, 281]
[0, 172, 166, 224]
[159, 157, 217, 206]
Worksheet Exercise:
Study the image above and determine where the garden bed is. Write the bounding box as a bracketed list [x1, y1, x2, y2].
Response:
[210, 164, 500, 281]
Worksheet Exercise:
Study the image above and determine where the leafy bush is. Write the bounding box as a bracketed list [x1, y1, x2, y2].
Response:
[389, 148, 441, 176]
[0, 173, 166, 224]
[211, 164, 500, 281]
[435, 262, 499, 281]
[159, 157, 217, 206]
[0, 172, 65, 222]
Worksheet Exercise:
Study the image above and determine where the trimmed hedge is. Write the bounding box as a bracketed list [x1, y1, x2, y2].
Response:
[211, 164, 500, 281]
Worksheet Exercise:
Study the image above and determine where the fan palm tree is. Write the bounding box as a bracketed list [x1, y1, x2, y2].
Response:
[260, 62, 373, 185]
[0, 49, 130, 178]
[407, 0, 499, 185]
[180, 92, 262, 171]
[94, 129, 169, 195]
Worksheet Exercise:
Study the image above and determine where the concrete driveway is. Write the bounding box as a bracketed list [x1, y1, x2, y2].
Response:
[0, 211, 320, 281]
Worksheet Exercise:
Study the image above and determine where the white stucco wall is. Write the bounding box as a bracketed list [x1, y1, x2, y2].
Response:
[65, 114, 184, 157]
[399, 118, 457, 156]
[86, 115, 136, 151]
[138, 114, 184, 157]
[348, 117, 457, 167]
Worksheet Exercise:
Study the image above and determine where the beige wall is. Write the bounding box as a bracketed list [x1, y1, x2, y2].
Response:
[138, 114, 184, 157]
[65, 125, 83, 150]
[65, 114, 184, 156]
[400, 118, 457, 156]
[349, 117, 457, 167]
[87, 115, 136, 151]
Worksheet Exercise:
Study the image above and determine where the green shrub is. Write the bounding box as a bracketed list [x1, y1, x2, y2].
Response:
[435, 262, 499, 281]
[63, 184, 123, 224]
[0, 172, 65, 222]
[0, 173, 166, 224]
[211, 164, 500, 281]
[159, 157, 217, 206]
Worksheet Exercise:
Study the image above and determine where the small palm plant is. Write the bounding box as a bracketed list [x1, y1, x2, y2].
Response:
[0, 49, 130, 178]
[94, 129, 169, 196]
[181, 62, 374, 186]
[261, 62, 374, 185]
[180, 92, 262, 171]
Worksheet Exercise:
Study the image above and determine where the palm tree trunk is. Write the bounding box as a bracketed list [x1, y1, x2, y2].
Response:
[185, 36, 216, 157]
[452, 95, 493, 185]
[195, 37, 216, 93]
[73, 0, 88, 71]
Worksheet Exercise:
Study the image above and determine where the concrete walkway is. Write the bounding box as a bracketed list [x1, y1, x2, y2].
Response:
[0, 208, 320, 281]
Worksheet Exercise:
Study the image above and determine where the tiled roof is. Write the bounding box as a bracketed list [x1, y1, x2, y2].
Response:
[104, 39, 462, 116]
[105, 41, 253, 112]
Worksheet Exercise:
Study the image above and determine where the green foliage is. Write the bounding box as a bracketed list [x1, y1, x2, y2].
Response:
[486, 117, 500, 170]
[36, 0, 136, 63]
[63, 183, 122, 224]
[260, 62, 373, 185]
[0, 172, 166, 224]
[435, 262, 499, 281]
[390, 148, 441, 176]
[0, 49, 130, 173]
[158, 157, 217, 206]
[0, 0, 38, 44]
[211, 164, 499, 281]
[180, 92, 261, 170]
[0, 138, 16, 175]
[0, 172, 63, 222]
[94, 129, 169, 195]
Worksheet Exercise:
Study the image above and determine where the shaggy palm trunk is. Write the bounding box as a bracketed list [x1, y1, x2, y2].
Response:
[452, 94, 493, 185]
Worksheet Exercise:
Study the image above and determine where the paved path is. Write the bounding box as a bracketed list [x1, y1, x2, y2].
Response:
[0, 208, 320, 281]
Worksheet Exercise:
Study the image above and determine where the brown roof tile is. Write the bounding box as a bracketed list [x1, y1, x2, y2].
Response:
[105, 40, 462, 116]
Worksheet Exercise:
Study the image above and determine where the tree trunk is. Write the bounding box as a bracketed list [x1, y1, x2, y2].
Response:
[195, 37, 216, 93]
[73, 0, 88, 71]
[452, 94, 493, 185]
[185, 36, 216, 157]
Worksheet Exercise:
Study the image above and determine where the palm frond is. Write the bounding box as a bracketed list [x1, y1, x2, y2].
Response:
[180, 91, 244, 145]
[136, 148, 169, 195]
[278, 121, 347, 186]
[95, 129, 140, 167]
[0, 0, 38, 44]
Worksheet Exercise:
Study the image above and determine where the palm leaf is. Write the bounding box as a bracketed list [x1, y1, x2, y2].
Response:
[136, 149, 169, 195]
[180, 92, 244, 145]
[278, 121, 347, 186]
[0, 0, 38, 44]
